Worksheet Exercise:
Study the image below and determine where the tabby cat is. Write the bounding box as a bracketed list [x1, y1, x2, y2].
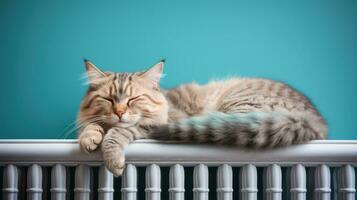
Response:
[77, 59, 327, 176]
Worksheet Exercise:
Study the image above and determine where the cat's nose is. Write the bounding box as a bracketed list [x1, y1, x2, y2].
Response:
[115, 104, 127, 118]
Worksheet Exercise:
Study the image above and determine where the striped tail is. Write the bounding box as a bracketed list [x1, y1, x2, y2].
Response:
[148, 112, 327, 148]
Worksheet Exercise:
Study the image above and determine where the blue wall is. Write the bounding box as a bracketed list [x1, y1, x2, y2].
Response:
[0, 0, 356, 139]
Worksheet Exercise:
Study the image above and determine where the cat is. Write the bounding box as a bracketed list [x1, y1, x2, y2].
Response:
[77, 59, 327, 176]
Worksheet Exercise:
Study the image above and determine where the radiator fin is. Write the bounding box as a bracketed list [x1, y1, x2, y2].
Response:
[27, 164, 43, 200]
[169, 164, 185, 200]
[264, 164, 282, 200]
[121, 164, 137, 200]
[314, 165, 331, 200]
[98, 165, 114, 200]
[240, 164, 258, 200]
[193, 164, 209, 200]
[290, 164, 306, 200]
[145, 164, 161, 200]
[2, 164, 18, 200]
[74, 165, 91, 200]
[217, 164, 233, 200]
[51, 164, 67, 200]
[334, 165, 355, 200]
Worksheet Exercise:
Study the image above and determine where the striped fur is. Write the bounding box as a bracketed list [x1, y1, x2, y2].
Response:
[149, 111, 326, 148]
[149, 78, 327, 148]
[77, 60, 327, 176]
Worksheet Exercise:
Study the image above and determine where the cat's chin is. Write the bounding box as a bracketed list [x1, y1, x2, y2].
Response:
[114, 122, 136, 128]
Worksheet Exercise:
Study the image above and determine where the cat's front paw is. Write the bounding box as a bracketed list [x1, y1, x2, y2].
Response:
[104, 152, 125, 177]
[79, 125, 103, 153]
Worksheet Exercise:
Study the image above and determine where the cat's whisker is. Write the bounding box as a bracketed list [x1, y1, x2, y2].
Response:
[61, 116, 104, 139]
[58, 120, 79, 137]
[57, 117, 87, 139]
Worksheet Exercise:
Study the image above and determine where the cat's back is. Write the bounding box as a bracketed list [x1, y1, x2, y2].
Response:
[212, 77, 317, 114]
[202, 77, 307, 101]
[165, 77, 314, 115]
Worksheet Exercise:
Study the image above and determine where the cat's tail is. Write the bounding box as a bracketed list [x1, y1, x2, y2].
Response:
[148, 112, 327, 148]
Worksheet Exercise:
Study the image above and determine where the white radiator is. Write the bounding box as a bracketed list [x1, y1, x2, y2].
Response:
[0, 140, 356, 200]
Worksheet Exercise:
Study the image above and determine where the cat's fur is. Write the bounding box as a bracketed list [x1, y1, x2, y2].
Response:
[77, 60, 327, 176]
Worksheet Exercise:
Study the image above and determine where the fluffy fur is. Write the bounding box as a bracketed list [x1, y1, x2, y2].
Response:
[77, 60, 327, 176]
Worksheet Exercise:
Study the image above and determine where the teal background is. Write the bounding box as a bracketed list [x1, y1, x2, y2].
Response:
[0, 0, 356, 139]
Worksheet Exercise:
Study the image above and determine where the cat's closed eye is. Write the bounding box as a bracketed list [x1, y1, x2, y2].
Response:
[127, 95, 142, 106]
[100, 97, 114, 105]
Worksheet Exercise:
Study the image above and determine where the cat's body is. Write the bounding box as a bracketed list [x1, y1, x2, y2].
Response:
[78, 60, 327, 176]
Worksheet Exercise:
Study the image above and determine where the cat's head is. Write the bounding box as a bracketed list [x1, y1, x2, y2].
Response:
[78, 60, 168, 129]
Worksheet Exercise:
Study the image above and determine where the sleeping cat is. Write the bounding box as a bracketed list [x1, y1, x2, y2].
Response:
[77, 59, 327, 176]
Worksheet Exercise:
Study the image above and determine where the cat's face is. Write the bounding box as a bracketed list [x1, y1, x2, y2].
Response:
[78, 60, 168, 128]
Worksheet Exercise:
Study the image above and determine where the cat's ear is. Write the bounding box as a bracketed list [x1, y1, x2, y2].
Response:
[84, 59, 107, 85]
[140, 59, 165, 88]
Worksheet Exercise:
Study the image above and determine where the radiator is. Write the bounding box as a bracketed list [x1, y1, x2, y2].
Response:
[0, 140, 356, 200]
